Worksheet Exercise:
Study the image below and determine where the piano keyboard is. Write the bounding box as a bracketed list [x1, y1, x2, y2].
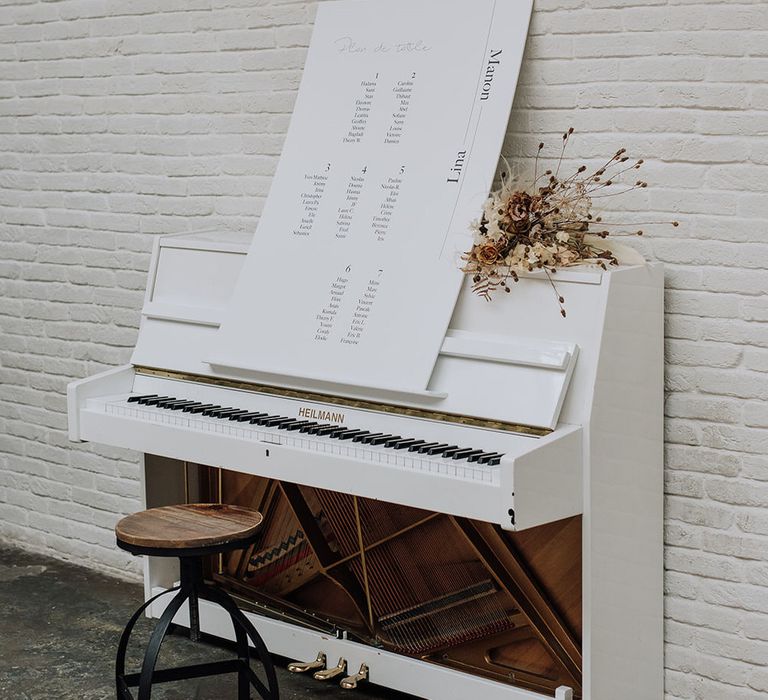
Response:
[106, 394, 506, 484]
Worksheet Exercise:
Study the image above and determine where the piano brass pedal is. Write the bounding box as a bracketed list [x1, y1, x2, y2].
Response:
[287, 652, 326, 674]
[313, 657, 347, 681]
[340, 663, 369, 690]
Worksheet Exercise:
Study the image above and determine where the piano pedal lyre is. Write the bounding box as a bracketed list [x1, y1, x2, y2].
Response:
[340, 662, 369, 690]
[313, 657, 347, 681]
[287, 652, 326, 674]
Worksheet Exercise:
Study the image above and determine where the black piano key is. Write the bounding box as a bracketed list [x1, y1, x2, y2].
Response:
[314, 425, 341, 436]
[204, 407, 230, 417]
[355, 432, 385, 444]
[214, 408, 242, 418]
[284, 420, 311, 431]
[369, 434, 398, 446]
[312, 423, 339, 434]
[212, 407, 237, 415]
[301, 423, 328, 434]
[188, 404, 217, 414]
[143, 396, 174, 406]
[136, 395, 166, 405]
[168, 400, 198, 410]
[384, 436, 410, 448]
[451, 448, 478, 460]
[297, 422, 320, 433]
[413, 442, 440, 454]
[325, 427, 349, 438]
[128, 394, 157, 403]
[155, 398, 183, 407]
[139, 396, 170, 405]
[292, 421, 316, 430]
[336, 429, 365, 440]
[264, 417, 294, 428]
[391, 438, 419, 450]
[476, 452, 504, 465]
[225, 410, 249, 420]
[350, 431, 372, 442]
[406, 440, 429, 452]
[487, 454, 504, 466]
[279, 420, 305, 430]
[233, 412, 268, 422]
[440, 446, 464, 458]
[204, 407, 233, 417]
[425, 444, 452, 456]
[251, 415, 281, 425]
[180, 402, 203, 412]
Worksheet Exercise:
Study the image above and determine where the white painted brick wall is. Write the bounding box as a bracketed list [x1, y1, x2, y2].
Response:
[0, 0, 765, 696]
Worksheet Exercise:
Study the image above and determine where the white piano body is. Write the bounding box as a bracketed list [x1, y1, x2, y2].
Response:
[68, 230, 663, 700]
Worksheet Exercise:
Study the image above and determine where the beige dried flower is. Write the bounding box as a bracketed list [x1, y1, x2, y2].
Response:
[461, 129, 679, 315]
[475, 243, 501, 265]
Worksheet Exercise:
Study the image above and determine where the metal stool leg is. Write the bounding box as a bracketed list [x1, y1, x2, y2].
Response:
[202, 584, 279, 700]
[115, 586, 180, 699]
[180, 557, 203, 642]
[137, 587, 190, 700]
[233, 616, 251, 700]
[117, 555, 278, 700]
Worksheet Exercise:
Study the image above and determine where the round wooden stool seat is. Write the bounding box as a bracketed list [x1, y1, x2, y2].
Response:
[113, 503, 279, 699]
[115, 503, 263, 556]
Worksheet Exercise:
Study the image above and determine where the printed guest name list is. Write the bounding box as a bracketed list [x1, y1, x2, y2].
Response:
[210, 0, 533, 392]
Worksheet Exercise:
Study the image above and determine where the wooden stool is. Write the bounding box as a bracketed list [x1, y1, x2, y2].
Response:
[114, 503, 279, 700]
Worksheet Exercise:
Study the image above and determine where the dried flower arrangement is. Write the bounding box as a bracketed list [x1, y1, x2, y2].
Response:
[462, 128, 678, 316]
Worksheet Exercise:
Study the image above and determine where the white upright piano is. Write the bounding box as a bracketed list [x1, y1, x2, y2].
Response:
[68, 229, 663, 700]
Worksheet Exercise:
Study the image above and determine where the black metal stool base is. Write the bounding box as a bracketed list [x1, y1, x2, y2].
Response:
[115, 557, 279, 700]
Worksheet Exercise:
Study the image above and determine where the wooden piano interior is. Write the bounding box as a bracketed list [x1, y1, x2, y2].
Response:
[146, 458, 583, 698]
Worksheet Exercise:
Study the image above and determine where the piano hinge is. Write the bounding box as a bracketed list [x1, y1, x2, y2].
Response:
[133, 366, 552, 436]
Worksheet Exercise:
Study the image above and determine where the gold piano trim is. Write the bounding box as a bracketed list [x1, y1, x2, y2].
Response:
[134, 366, 552, 437]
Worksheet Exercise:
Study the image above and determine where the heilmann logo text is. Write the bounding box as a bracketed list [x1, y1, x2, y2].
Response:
[297, 406, 345, 424]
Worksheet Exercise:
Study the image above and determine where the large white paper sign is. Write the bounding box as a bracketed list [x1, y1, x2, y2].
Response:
[210, 0, 532, 392]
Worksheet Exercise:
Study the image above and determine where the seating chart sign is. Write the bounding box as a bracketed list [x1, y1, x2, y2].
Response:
[210, 0, 532, 392]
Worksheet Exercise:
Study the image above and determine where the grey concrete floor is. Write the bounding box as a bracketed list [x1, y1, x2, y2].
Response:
[0, 545, 419, 700]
